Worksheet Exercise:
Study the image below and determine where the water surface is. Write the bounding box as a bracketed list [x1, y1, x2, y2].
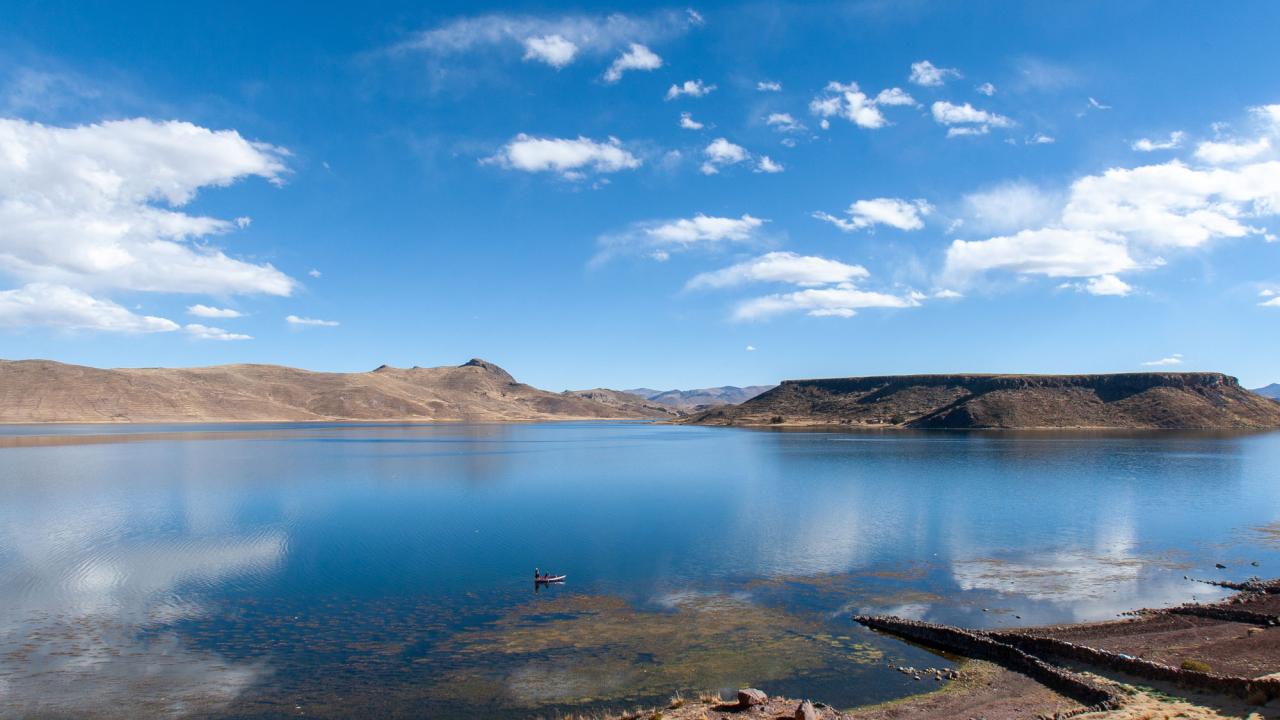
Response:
[2, 422, 1278, 718]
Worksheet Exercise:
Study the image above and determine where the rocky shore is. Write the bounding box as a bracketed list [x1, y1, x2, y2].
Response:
[608, 580, 1280, 720]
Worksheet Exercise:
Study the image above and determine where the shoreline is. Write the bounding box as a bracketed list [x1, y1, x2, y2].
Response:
[615, 582, 1280, 720]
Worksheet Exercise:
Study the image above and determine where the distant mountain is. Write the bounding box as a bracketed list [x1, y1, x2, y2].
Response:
[1253, 383, 1280, 400]
[0, 358, 668, 423]
[684, 373, 1280, 430]
[560, 389, 679, 418]
[623, 385, 776, 411]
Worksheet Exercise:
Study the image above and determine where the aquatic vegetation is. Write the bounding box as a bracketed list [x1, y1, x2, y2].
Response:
[425, 592, 884, 710]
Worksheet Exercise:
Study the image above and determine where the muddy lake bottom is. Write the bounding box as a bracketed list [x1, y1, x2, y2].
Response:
[2, 422, 1279, 718]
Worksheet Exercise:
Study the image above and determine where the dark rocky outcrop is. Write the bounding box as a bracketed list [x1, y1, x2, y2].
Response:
[685, 372, 1280, 430]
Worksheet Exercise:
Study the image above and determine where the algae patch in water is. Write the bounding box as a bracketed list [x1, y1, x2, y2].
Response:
[426, 592, 883, 708]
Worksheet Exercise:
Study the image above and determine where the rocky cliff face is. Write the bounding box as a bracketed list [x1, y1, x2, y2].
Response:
[0, 358, 664, 423]
[684, 373, 1280, 430]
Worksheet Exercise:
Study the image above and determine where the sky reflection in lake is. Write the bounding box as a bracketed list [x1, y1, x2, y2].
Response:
[1, 423, 1278, 717]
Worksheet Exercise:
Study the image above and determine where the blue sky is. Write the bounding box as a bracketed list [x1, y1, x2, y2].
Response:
[1, 1, 1279, 390]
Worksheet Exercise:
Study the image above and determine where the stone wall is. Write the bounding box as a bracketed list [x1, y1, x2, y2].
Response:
[988, 631, 1280, 703]
[854, 615, 1121, 715]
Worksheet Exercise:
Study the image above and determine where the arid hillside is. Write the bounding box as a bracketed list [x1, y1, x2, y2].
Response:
[684, 373, 1280, 430]
[0, 358, 670, 423]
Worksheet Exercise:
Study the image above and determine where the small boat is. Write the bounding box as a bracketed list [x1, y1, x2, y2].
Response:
[535, 574, 566, 583]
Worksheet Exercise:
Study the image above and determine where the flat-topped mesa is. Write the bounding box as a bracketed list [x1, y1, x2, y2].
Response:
[683, 372, 1280, 430]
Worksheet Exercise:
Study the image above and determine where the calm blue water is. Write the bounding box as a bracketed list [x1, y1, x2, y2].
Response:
[2, 422, 1279, 718]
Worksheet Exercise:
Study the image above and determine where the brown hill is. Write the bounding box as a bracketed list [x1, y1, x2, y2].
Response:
[0, 358, 667, 423]
[683, 373, 1280, 430]
[561, 388, 680, 418]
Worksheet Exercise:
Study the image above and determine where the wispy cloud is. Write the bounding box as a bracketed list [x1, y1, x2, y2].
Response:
[814, 198, 933, 233]
[286, 315, 339, 327]
[1142, 353, 1183, 367]
[909, 60, 961, 87]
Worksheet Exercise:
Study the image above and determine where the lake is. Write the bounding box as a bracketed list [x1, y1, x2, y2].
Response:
[2, 422, 1279, 718]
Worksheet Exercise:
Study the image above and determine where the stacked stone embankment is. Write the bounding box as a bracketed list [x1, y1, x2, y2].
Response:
[854, 615, 1121, 716]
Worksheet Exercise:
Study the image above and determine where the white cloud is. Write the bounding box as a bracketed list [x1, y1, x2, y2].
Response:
[649, 214, 764, 244]
[394, 10, 697, 67]
[931, 101, 1014, 137]
[0, 283, 179, 333]
[700, 137, 750, 174]
[1088, 97, 1111, 110]
[765, 112, 805, 133]
[488, 134, 640, 178]
[592, 213, 766, 265]
[755, 156, 784, 173]
[946, 142, 1280, 291]
[603, 43, 662, 83]
[756, 81, 782, 92]
[946, 228, 1139, 279]
[1253, 104, 1280, 132]
[187, 305, 243, 319]
[909, 60, 961, 87]
[961, 182, 1060, 234]
[733, 283, 919, 320]
[1142, 353, 1183, 367]
[286, 315, 339, 327]
[874, 87, 917, 106]
[976, 82, 996, 96]
[1027, 133, 1055, 144]
[686, 252, 868, 290]
[522, 34, 578, 68]
[809, 81, 892, 129]
[814, 197, 933, 232]
[184, 323, 251, 341]
[933, 289, 963, 299]
[1083, 274, 1133, 296]
[679, 112, 703, 130]
[745, 344, 756, 351]
[1193, 137, 1271, 165]
[1261, 296, 1280, 308]
[665, 79, 715, 100]
[0, 118, 296, 298]
[308, 268, 322, 278]
[1132, 131, 1185, 152]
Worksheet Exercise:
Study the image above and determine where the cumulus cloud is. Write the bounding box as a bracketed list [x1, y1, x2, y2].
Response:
[184, 323, 251, 341]
[809, 82, 913, 129]
[1132, 131, 1185, 152]
[909, 60, 961, 87]
[1082, 274, 1134, 296]
[286, 315, 339, 327]
[976, 82, 996, 96]
[755, 156, 784, 173]
[679, 112, 703, 130]
[944, 129, 1280, 291]
[0, 118, 295, 297]
[187, 305, 243, 318]
[592, 213, 766, 264]
[947, 228, 1139, 279]
[394, 9, 697, 69]
[813, 198, 933, 232]
[1026, 133, 1055, 145]
[308, 269, 322, 278]
[756, 81, 782, 92]
[931, 101, 1014, 137]
[700, 137, 751, 174]
[1142, 353, 1183, 367]
[1193, 137, 1271, 165]
[487, 134, 640, 179]
[686, 252, 868, 289]
[1261, 295, 1280, 308]
[665, 79, 715, 100]
[733, 284, 919, 320]
[522, 34, 578, 68]
[0, 283, 179, 333]
[603, 43, 662, 83]
[765, 112, 805, 133]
